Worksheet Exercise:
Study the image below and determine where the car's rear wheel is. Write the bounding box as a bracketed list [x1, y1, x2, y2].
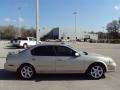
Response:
[23, 44, 28, 49]
[87, 65, 105, 79]
[19, 65, 35, 79]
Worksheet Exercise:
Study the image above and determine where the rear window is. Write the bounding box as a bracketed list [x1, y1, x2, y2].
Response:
[13, 37, 27, 40]
[18, 37, 27, 40]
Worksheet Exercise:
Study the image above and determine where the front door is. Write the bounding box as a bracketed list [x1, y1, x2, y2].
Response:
[55, 46, 84, 73]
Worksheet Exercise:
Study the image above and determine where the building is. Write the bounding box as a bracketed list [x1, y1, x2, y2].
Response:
[40, 27, 59, 40]
[40, 27, 98, 41]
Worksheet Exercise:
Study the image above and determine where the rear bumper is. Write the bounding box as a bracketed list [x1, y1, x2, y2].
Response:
[12, 43, 21, 47]
[4, 63, 18, 72]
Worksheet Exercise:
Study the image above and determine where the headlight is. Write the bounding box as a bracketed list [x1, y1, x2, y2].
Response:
[108, 58, 115, 64]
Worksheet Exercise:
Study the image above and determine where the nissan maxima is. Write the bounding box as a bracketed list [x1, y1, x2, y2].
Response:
[4, 44, 116, 79]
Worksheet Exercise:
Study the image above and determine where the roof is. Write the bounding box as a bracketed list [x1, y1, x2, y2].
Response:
[38, 42, 67, 46]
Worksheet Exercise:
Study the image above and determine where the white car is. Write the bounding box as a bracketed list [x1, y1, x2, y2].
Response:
[11, 37, 41, 48]
[4, 44, 116, 79]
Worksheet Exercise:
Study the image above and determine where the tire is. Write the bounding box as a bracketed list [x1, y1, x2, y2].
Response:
[23, 44, 28, 49]
[87, 64, 105, 79]
[18, 64, 35, 79]
[16, 46, 20, 48]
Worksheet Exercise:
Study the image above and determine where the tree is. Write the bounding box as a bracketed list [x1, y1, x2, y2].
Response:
[106, 20, 120, 39]
[0, 25, 36, 40]
[0, 25, 15, 39]
[97, 32, 104, 39]
[21, 27, 36, 38]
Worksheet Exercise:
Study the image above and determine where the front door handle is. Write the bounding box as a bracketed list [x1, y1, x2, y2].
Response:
[31, 58, 36, 61]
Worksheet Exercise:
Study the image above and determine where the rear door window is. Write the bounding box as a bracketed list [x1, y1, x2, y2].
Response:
[31, 46, 56, 56]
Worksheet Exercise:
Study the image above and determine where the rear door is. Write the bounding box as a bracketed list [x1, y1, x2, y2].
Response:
[30, 45, 56, 73]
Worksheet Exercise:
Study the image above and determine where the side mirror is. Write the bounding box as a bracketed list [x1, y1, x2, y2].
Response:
[83, 52, 88, 55]
[75, 53, 80, 57]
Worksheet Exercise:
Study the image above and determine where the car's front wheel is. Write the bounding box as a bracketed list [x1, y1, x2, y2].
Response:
[19, 65, 35, 79]
[87, 64, 105, 79]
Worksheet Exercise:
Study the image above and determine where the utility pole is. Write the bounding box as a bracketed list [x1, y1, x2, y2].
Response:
[18, 7, 22, 37]
[36, 0, 40, 44]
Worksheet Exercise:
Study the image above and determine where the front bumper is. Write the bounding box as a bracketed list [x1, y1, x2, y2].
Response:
[107, 62, 116, 72]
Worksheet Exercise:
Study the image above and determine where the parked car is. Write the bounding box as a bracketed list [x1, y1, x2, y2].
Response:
[4, 44, 116, 79]
[11, 37, 41, 48]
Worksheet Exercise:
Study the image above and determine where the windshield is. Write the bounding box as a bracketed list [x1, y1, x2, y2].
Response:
[67, 45, 87, 55]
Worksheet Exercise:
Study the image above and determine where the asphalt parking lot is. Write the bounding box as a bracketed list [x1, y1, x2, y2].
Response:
[0, 41, 120, 90]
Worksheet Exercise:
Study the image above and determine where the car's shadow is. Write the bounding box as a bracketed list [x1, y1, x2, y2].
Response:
[35, 74, 92, 82]
[0, 69, 17, 80]
[0, 69, 100, 81]
[4, 45, 23, 50]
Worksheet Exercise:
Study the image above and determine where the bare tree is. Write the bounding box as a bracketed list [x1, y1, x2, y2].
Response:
[0, 25, 36, 40]
[106, 20, 120, 39]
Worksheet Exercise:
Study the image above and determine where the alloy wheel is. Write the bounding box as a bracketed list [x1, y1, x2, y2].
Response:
[23, 44, 28, 49]
[90, 65, 104, 79]
[20, 65, 34, 79]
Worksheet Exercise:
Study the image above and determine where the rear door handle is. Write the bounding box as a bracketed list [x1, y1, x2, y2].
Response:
[57, 59, 63, 61]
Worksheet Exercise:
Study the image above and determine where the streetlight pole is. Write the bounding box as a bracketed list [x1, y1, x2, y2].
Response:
[102, 27, 105, 43]
[73, 12, 77, 40]
[36, 0, 40, 44]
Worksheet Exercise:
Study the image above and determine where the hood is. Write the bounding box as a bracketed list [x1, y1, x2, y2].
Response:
[82, 52, 111, 63]
[88, 53, 108, 57]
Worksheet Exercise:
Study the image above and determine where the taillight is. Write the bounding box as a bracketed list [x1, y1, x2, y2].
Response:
[6, 57, 8, 61]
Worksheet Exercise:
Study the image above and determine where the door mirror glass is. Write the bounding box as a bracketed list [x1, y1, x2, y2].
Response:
[75, 53, 80, 57]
